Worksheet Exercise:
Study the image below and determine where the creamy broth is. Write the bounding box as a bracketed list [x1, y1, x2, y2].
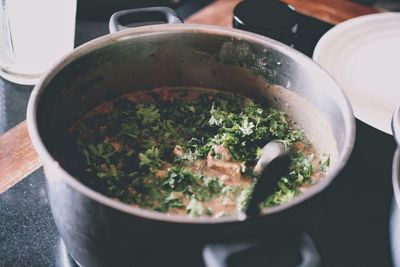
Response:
[68, 87, 328, 217]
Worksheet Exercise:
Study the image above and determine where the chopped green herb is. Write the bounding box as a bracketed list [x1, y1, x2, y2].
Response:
[69, 88, 328, 217]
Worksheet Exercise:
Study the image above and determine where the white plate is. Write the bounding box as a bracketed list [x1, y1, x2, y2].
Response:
[313, 13, 400, 135]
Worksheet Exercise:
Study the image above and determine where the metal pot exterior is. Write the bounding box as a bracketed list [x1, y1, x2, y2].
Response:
[391, 149, 400, 267]
[44, 164, 305, 266]
[393, 150, 400, 210]
[27, 24, 355, 266]
[392, 103, 400, 210]
[391, 106, 400, 210]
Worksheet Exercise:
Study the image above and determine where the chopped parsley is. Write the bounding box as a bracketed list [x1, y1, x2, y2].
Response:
[69, 88, 328, 216]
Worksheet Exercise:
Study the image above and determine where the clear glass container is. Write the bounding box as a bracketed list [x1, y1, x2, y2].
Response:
[0, 0, 76, 85]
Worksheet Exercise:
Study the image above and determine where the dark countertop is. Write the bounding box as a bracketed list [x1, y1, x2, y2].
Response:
[0, 3, 397, 267]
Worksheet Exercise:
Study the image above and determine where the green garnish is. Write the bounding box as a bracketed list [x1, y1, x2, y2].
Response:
[70, 88, 329, 216]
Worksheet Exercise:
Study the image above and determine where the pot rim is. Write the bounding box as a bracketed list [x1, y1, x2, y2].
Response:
[27, 24, 356, 224]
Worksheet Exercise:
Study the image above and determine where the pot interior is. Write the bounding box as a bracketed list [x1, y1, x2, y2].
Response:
[33, 25, 354, 214]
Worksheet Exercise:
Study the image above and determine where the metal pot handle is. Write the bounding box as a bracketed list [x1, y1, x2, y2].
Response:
[109, 7, 183, 33]
[203, 225, 322, 267]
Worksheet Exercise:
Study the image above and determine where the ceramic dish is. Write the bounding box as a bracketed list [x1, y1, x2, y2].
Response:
[313, 13, 400, 134]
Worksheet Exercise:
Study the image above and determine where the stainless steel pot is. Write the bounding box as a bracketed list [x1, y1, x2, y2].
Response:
[393, 107, 400, 209]
[27, 8, 355, 267]
[391, 106, 400, 267]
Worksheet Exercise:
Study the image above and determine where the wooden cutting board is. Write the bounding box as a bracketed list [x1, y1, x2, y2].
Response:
[0, 0, 380, 193]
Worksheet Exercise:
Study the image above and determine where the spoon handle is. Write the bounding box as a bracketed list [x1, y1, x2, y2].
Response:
[246, 153, 291, 216]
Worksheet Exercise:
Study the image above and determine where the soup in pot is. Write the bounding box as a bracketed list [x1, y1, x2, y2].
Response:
[66, 87, 329, 217]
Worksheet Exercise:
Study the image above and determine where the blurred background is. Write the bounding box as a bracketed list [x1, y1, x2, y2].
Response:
[76, 0, 400, 21]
